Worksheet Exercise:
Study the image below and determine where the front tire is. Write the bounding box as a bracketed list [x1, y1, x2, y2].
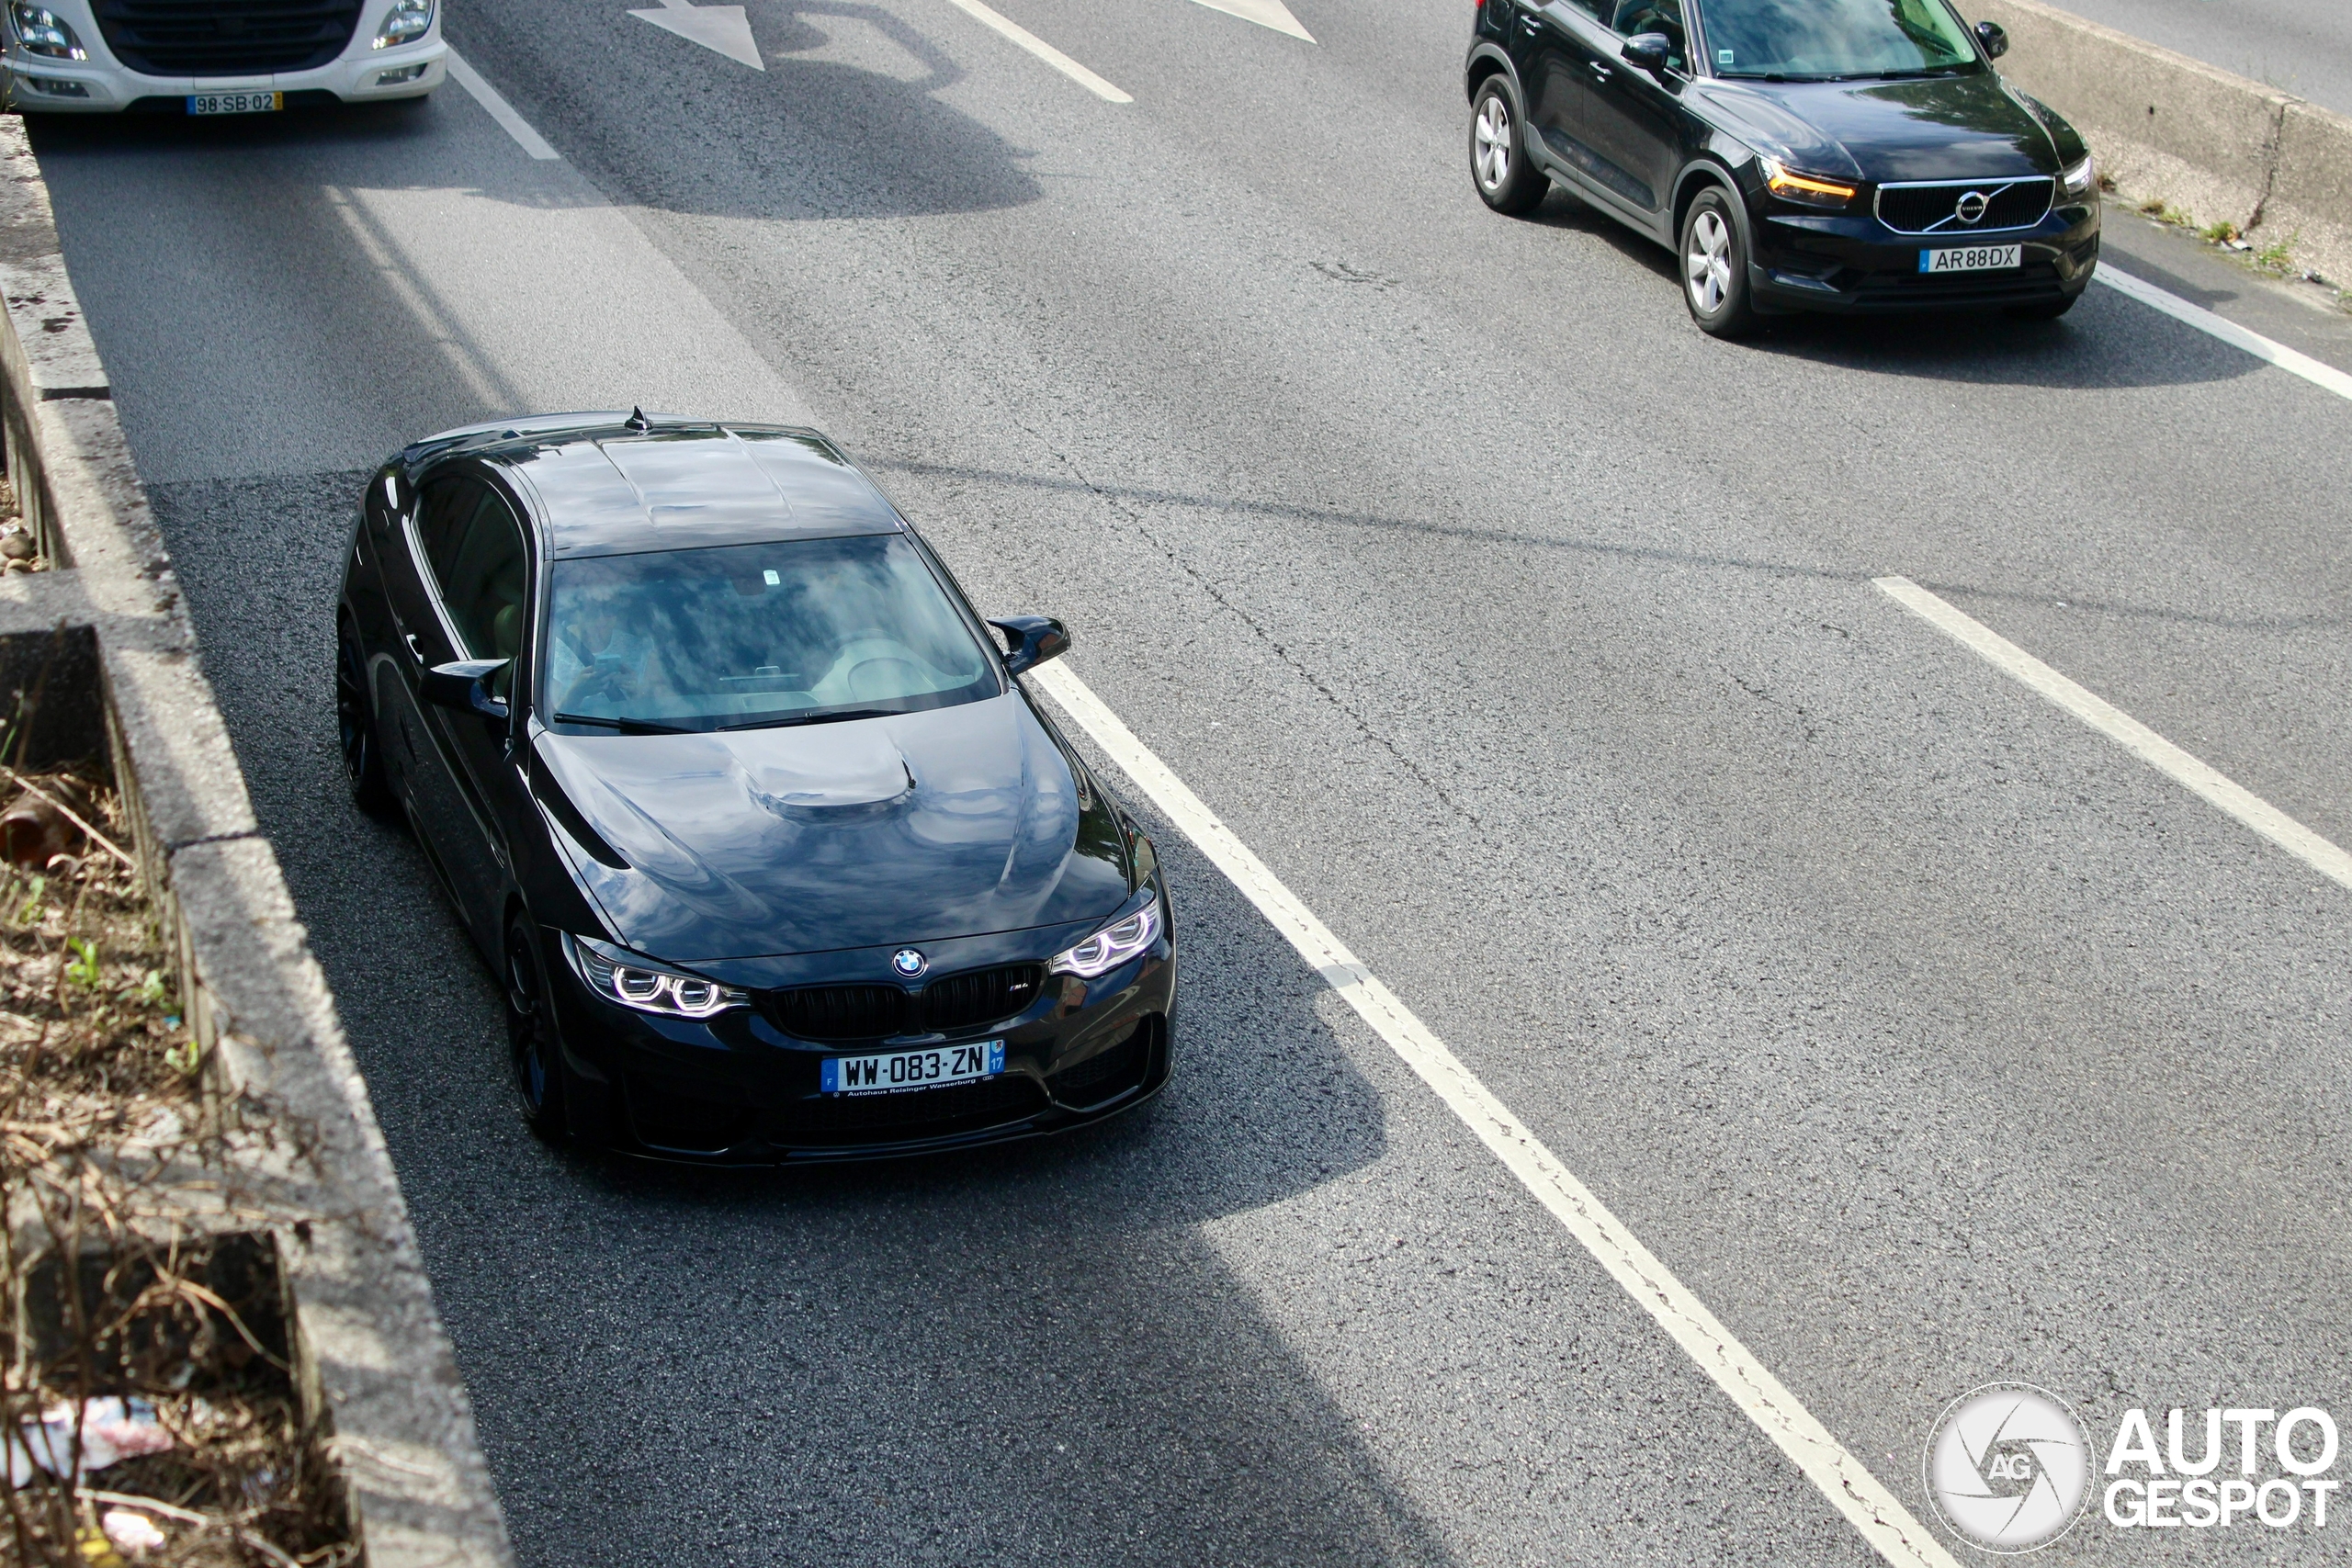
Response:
[337, 616, 395, 818]
[1469, 79, 1549, 216]
[507, 918, 570, 1143]
[1679, 186, 1759, 339]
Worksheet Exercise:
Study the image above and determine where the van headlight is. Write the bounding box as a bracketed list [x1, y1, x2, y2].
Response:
[374, 0, 435, 48]
[564, 933, 748, 1020]
[1048, 897, 1163, 979]
[9, 4, 86, 60]
[2061, 153, 2097, 197]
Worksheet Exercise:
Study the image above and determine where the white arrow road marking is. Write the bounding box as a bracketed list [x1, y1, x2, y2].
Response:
[937, 0, 1131, 102]
[1876, 575, 2352, 892]
[1030, 660, 1964, 1568]
[1187, 0, 1312, 41]
[630, 0, 766, 69]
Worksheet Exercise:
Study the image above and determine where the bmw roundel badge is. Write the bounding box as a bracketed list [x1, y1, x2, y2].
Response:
[891, 948, 929, 978]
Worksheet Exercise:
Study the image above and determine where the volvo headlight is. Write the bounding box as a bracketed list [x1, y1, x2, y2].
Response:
[1758, 155, 1857, 210]
[9, 4, 85, 61]
[2061, 152, 2097, 197]
[564, 933, 748, 1020]
[1048, 897, 1163, 979]
[374, 0, 434, 48]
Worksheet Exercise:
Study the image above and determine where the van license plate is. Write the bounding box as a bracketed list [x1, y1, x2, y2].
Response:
[1919, 244, 2021, 274]
[187, 92, 283, 116]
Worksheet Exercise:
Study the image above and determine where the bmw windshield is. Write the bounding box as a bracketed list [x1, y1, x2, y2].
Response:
[542, 533, 999, 734]
[1695, 0, 1979, 80]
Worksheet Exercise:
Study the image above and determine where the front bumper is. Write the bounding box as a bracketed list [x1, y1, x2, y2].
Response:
[3, 27, 445, 113]
[544, 919, 1179, 1165]
[1745, 197, 2101, 314]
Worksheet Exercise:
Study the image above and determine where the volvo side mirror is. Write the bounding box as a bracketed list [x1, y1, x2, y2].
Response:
[1623, 32, 1671, 73]
[1974, 19, 2008, 59]
[989, 615, 1071, 677]
[424, 659, 512, 723]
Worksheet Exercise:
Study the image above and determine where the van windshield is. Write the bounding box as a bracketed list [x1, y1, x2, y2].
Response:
[1695, 0, 1977, 79]
[542, 534, 998, 733]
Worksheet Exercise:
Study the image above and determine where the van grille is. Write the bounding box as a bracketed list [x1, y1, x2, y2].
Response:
[93, 0, 365, 76]
[1875, 178, 2053, 235]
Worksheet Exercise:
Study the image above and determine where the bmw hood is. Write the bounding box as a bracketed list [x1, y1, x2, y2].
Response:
[532, 692, 1135, 962]
[1699, 73, 2065, 184]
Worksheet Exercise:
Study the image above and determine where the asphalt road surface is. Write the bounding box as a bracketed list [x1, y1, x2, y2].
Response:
[23, 3, 2352, 1562]
[2022, 0, 2352, 117]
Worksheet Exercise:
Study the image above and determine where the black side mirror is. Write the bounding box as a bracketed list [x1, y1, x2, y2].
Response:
[1623, 32, 1671, 73]
[989, 615, 1071, 677]
[1974, 19, 2007, 59]
[424, 659, 511, 723]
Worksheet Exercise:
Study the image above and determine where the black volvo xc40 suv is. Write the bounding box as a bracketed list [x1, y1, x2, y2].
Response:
[1467, 0, 2101, 333]
[338, 412, 1175, 1163]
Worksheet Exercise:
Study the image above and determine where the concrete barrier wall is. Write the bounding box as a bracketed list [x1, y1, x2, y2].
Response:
[1965, 0, 2352, 288]
[0, 119, 516, 1568]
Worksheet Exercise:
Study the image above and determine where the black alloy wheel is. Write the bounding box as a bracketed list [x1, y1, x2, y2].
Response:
[506, 917, 570, 1142]
[1679, 186, 1759, 339]
[1470, 79, 1549, 216]
[336, 616, 394, 818]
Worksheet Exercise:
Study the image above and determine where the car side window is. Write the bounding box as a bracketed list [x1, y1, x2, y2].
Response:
[415, 475, 529, 698]
[1556, 0, 1610, 21]
[1612, 0, 1687, 65]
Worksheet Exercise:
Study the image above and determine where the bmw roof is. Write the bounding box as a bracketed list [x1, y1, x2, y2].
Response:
[401, 414, 907, 558]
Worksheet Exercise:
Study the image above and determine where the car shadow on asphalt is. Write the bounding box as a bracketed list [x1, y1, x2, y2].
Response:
[1520, 185, 2264, 393]
[146, 468, 1457, 1567]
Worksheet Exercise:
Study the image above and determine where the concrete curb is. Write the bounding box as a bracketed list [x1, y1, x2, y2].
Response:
[1966, 0, 2352, 288]
[0, 118, 515, 1568]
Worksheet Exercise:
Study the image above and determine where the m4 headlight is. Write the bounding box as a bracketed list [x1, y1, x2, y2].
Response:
[1758, 155, 1856, 210]
[2061, 153, 2097, 197]
[374, 0, 434, 48]
[1048, 897, 1163, 979]
[564, 933, 748, 1020]
[9, 4, 85, 60]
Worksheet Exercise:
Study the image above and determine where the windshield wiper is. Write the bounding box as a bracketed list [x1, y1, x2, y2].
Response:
[553, 713, 695, 735]
[718, 707, 899, 733]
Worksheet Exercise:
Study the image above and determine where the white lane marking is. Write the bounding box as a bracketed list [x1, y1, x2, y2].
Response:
[1876, 576, 2352, 892]
[630, 0, 766, 70]
[937, 0, 1133, 103]
[2095, 265, 2352, 405]
[1030, 659, 1962, 1568]
[446, 48, 562, 160]
[1188, 0, 1314, 42]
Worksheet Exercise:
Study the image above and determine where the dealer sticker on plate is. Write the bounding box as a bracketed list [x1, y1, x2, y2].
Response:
[187, 91, 283, 116]
[822, 1039, 1005, 1096]
[1919, 243, 2021, 274]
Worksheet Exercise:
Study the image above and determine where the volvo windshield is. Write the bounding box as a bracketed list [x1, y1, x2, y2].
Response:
[1695, 0, 1978, 80]
[542, 534, 998, 733]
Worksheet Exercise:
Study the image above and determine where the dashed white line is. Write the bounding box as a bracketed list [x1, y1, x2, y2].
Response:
[446, 47, 562, 161]
[2095, 265, 2352, 405]
[1877, 575, 2352, 892]
[936, 0, 1133, 103]
[1030, 659, 1963, 1568]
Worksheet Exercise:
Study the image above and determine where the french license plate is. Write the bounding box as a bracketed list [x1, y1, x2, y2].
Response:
[822, 1039, 1004, 1096]
[1919, 243, 2021, 274]
[187, 91, 282, 116]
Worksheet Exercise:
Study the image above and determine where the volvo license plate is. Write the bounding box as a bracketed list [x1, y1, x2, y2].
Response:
[187, 91, 282, 116]
[822, 1039, 1005, 1095]
[1919, 243, 2021, 274]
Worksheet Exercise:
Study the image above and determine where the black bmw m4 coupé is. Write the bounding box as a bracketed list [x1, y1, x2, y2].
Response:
[337, 413, 1174, 1162]
[1467, 0, 2101, 333]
